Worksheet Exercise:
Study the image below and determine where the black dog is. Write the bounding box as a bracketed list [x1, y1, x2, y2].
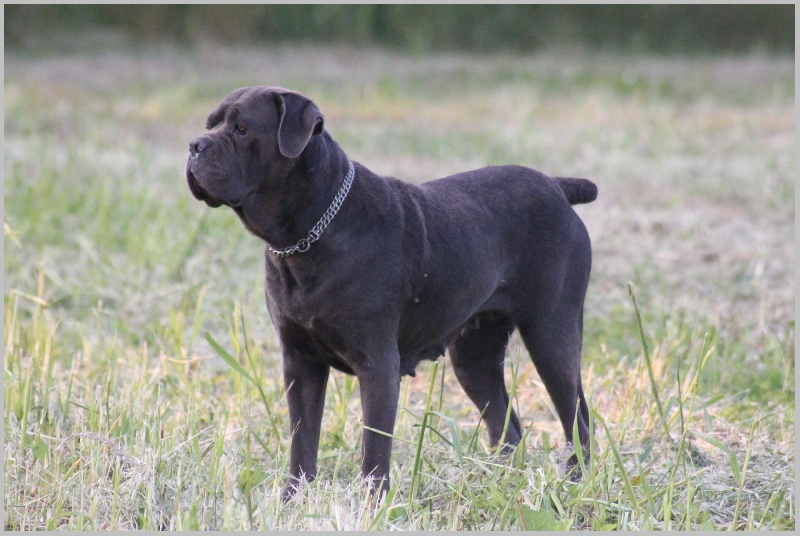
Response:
[186, 87, 597, 499]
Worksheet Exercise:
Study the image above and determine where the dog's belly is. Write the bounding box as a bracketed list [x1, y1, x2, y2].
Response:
[398, 341, 448, 377]
[396, 285, 511, 376]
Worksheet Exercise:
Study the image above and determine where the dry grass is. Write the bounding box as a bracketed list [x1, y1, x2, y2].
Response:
[4, 39, 795, 530]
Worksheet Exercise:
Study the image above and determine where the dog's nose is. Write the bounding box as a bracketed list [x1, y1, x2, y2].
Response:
[189, 136, 211, 155]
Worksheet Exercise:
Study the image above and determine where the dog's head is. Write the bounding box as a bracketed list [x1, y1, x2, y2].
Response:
[186, 87, 324, 208]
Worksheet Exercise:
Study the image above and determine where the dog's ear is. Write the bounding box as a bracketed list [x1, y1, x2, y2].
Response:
[206, 88, 249, 130]
[276, 91, 324, 159]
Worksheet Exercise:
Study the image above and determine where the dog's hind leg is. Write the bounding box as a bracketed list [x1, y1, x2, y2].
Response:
[517, 311, 590, 469]
[448, 313, 521, 450]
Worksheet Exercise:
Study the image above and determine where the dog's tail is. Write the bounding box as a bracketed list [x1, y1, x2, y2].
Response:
[555, 177, 598, 205]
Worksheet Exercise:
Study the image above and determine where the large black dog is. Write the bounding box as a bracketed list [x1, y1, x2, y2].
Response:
[186, 87, 597, 499]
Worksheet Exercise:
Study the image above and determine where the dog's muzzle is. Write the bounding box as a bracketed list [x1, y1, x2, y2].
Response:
[186, 160, 224, 208]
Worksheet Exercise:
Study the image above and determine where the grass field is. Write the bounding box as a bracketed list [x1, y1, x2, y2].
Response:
[4, 39, 795, 530]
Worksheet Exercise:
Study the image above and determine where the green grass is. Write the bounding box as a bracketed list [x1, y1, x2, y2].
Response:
[4, 40, 795, 530]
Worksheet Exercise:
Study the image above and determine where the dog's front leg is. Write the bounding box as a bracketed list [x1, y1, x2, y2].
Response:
[282, 353, 329, 501]
[357, 351, 401, 496]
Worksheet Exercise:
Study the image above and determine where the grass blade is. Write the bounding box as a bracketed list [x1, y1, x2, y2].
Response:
[408, 361, 439, 510]
[430, 410, 464, 465]
[628, 282, 671, 441]
[572, 403, 588, 479]
[731, 419, 758, 530]
[593, 408, 640, 520]
[205, 331, 255, 384]
[204, 330, 281, 440]
[366, 486, 398, 530]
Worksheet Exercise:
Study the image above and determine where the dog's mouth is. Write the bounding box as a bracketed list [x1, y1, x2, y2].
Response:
[186, 168, 224, 208]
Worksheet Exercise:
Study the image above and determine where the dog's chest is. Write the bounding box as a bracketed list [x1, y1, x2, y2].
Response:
[277, 317, 356, 374]
[265, 260, 365, 369]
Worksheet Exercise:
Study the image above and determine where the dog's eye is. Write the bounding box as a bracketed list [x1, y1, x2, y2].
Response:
[234, 124, 248, 136]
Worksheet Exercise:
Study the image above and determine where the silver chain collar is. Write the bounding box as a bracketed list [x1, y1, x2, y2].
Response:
[268, 161, 355, 258]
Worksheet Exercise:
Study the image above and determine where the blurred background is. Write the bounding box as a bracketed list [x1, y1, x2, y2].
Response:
[5, 4, 794, 54]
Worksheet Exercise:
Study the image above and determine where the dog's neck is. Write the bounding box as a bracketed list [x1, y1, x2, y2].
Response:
[235, 132, 351, 251]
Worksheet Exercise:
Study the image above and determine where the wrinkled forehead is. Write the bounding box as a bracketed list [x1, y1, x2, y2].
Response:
[206, 86, 310, 130]
[222, 87, 279, 123]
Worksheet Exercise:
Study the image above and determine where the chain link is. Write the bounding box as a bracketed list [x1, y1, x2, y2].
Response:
[268, 161, 355, 258]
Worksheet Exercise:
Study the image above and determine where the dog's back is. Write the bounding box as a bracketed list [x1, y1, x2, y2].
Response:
[417, 165, 596, 224]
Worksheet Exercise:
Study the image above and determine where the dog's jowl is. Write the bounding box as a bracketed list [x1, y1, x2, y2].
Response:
[187, 86, 598, 500]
